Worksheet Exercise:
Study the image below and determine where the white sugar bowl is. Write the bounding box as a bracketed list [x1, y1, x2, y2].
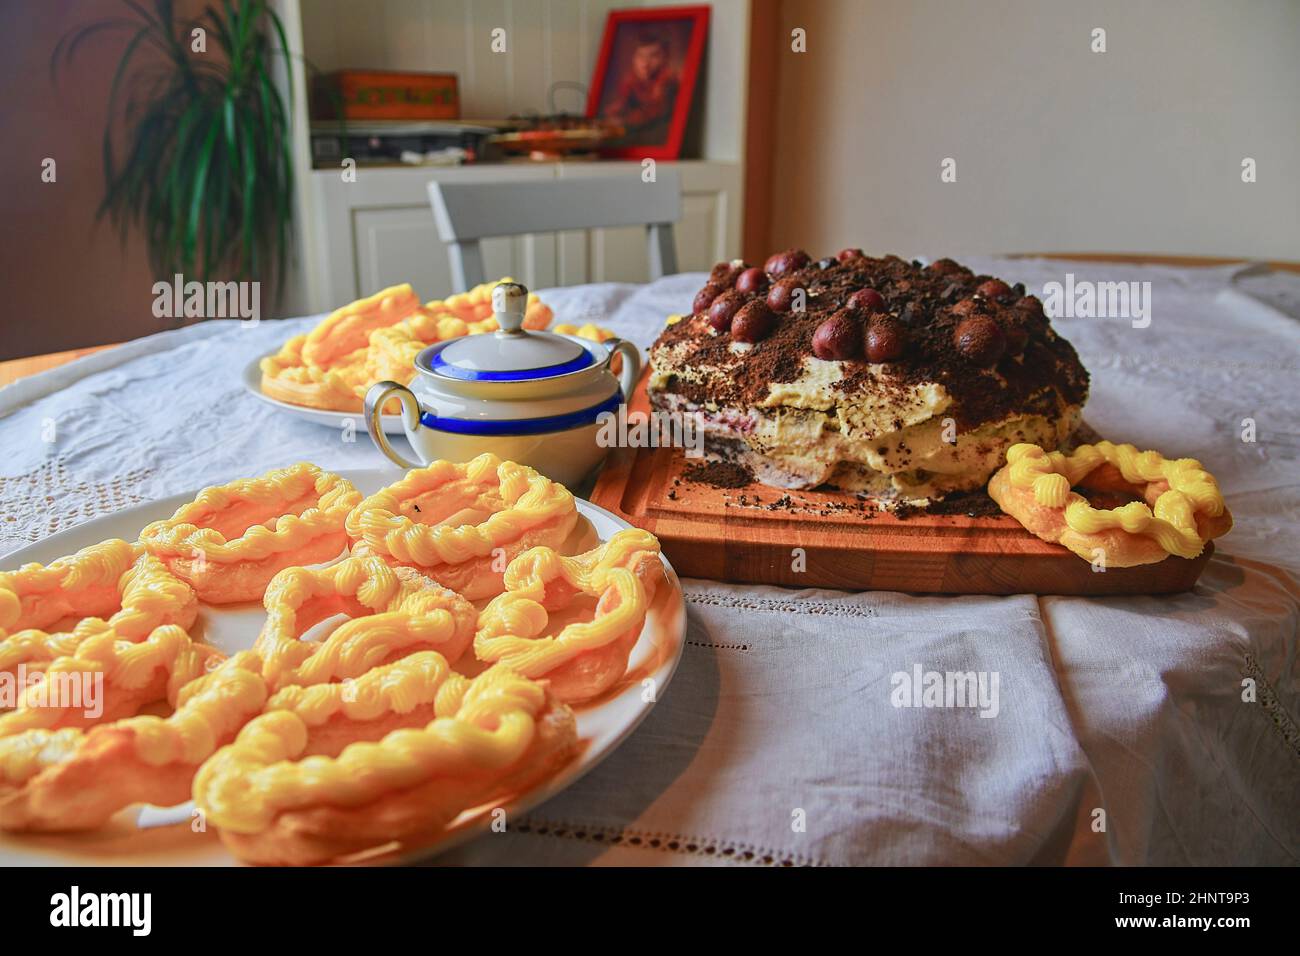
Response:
[364, 282, 640, 486]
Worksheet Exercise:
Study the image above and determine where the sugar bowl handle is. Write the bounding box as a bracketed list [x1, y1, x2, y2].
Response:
[364, 380, 423, 470]
[605, 338, 642, 400]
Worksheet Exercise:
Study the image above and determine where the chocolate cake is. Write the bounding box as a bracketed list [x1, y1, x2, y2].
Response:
[647, 250, 1090, 500]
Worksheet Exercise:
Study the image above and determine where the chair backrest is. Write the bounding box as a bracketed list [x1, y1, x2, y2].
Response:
[427, 170, 682, 291]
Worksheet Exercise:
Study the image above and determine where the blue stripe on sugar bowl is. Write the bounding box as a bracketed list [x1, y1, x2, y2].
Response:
[426, 348, 596, 381]
[419, 392, 625, 436]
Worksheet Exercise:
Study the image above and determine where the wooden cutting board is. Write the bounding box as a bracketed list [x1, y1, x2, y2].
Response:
[590, 380, 1212, 595]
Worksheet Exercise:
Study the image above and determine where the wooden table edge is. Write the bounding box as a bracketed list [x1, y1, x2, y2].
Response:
[0, 344, 121, 389]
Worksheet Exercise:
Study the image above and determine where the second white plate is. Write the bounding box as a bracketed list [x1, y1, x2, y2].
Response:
[243, 355, 407, 434]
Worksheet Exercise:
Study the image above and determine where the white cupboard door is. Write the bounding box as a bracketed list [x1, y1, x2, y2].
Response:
[353, 207, 450, 301]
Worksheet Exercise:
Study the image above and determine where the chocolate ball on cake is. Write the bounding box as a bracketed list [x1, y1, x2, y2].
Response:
[764, 248, 810, 276]
[926, 258, 968, 276]
[1014, 294, 1045, 321]
[976, 278, 1012, 301]
[707, 291, 745, 332]
[710, 260, 745, 285]
[693, 282, 726, 314]
[731, 301, 777, 343]
[767, 277, 803, 313]
[837, 247, 866, 262]
[735, 267, 769, 295]
[954, 315, 1007, 366]
[866, 315, 907, 363]
[951, 297, 979, 318]
[847, 288, 886, 313]
[813, 311, 863, 361]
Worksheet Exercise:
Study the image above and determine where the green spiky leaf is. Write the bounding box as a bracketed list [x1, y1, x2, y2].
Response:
[54, 0, 295, 302]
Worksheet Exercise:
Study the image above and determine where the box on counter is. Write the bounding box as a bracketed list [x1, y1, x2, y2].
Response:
[311, 70, 460, 121]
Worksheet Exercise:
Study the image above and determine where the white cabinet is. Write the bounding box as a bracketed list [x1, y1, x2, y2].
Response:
[308, 160, 740, 309]
[274, 0, 753, 315]
[352, 206, 441, 296]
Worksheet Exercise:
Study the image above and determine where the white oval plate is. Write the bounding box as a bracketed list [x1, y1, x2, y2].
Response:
[0, 468, 685, 866]
[243, 356, 407, 435]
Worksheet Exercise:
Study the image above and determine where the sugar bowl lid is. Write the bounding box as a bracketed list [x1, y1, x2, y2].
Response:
[415, 282, 596, 382]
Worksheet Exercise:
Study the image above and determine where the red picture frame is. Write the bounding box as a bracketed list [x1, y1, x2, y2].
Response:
[585, 5, 710, 160]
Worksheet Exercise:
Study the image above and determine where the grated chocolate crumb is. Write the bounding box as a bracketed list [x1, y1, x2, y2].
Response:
[682, 459, 755, 489]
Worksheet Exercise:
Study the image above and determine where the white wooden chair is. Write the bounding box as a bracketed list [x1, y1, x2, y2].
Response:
[427, 170, 682, 292]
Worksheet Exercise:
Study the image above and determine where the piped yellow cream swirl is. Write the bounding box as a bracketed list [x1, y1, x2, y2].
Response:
[139, 464, 359, 565]
[0, 552, 198, 675]
[193, 661, 550, 834]
[475, 529, 661, 677]
[344, 453, 576, 568]
[1004, 441, 1228, 559]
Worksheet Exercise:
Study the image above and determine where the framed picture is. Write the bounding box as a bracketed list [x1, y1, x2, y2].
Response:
[586, 5, 710, 160]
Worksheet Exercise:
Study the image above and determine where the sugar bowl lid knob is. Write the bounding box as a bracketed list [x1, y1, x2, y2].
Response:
[492, 281, 528, 335]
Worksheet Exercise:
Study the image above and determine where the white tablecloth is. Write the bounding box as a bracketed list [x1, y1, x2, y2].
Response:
[1, 259, 1296, 865]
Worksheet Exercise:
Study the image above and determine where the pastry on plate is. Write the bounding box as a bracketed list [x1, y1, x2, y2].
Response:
[139, 464, 360, 604]
[193, 659, 578, 866]
[474, 529, 664, 702]
[0, 661, 264, 833]
[0, 579, 474, 833]
[254, 554, 478, 687]
[0, 544, 197, 682]
[259, 279, 594, 415]
[345, 453, 579, 600]
[260, 284, 429, 413]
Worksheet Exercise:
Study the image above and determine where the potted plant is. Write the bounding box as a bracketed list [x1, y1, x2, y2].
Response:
[54, 0, 295, 299]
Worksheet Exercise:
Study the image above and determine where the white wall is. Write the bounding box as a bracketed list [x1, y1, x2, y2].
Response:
[769, 0, 1300, 260]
